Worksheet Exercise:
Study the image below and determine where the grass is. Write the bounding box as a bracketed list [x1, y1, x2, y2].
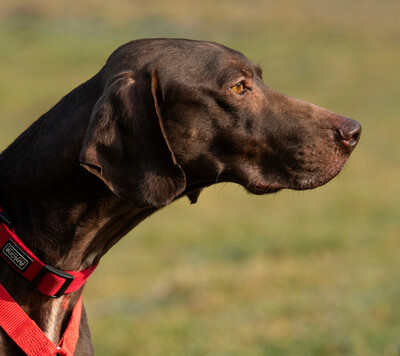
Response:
[0, 1, 399, 355]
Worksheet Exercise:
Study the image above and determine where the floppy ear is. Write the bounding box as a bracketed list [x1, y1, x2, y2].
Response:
[79, 71, 186, 208]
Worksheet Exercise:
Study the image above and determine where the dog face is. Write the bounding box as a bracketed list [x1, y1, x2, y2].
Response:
[153, 40, 361, 196]
[80, 39, 361, 207]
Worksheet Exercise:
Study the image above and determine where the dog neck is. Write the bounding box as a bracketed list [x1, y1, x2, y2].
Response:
[0, 189, 154, 349]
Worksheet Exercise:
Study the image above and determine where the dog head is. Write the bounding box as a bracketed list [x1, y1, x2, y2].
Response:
[80, 39, 361, 207]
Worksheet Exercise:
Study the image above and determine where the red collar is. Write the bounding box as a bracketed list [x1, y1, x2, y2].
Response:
[0, 208, 97, 355]
[0, 210, 97, 298]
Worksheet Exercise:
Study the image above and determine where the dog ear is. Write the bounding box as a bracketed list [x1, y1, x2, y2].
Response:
[79, 71, 186, 208]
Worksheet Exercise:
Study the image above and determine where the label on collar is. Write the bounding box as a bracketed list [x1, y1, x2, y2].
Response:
[1, 239, 33, 272]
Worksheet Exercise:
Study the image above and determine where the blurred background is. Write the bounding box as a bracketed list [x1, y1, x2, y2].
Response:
[0, 0, 399, 355]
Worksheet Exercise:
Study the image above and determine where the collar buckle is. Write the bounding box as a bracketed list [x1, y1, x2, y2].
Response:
[31, 265, 74, 298]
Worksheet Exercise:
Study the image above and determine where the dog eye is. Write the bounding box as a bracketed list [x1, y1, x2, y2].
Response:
[231, 81, 245, 95]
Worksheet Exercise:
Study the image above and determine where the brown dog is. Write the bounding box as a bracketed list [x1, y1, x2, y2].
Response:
[0, 39, 361, 354]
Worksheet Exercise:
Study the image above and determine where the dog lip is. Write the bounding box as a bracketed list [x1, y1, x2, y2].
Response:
[246, 182, 283, 195]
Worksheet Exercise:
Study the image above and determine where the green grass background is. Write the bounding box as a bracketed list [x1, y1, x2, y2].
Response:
[0, 1, 399, 355]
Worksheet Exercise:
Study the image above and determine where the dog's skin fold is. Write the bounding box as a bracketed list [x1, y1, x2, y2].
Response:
[0, 39, 360, 355]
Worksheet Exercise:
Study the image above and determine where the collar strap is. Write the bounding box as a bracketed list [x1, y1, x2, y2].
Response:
[0, 210, 97, 298]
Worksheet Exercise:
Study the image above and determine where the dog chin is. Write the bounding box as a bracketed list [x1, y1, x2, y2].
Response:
[292, 167, 345, 191]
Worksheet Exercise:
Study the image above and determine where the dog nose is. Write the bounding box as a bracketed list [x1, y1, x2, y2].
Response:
[336, 117, 362, 150]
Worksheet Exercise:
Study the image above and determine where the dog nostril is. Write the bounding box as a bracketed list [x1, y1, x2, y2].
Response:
[349, 131, 360, 146]
[337, 118, 362, 148]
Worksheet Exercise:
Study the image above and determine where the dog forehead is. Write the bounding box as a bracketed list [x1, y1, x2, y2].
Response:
[107, 38, 254, 75]
[102, 39, 262, 97]
[158, 42, 258, 87]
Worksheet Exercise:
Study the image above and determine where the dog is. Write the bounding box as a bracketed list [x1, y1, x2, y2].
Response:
[0, 38, 361, 355]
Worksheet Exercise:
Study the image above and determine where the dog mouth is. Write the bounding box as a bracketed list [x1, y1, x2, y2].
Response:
[245, 182, 284, 195]
[245, 156, 349, 195]
[181, 148, 352, 200]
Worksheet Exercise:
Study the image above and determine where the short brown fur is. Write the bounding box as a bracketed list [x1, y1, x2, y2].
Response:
[0, 39, 360, 355]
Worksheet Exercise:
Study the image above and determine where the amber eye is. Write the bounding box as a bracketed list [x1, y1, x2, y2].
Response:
[232, 81, 245, 95]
